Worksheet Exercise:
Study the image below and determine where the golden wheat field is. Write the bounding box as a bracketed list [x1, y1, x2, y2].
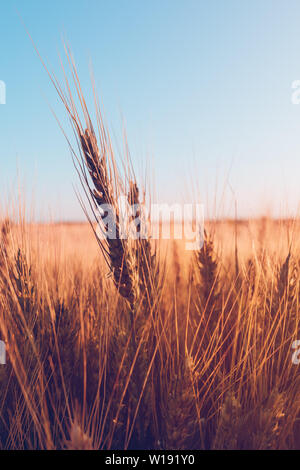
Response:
[1, 25, 300, 450]
[0, 216, 300, 450]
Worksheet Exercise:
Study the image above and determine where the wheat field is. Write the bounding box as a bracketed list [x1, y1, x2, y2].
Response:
[0, 53, 300, 450]
[0, 216, 299, 450]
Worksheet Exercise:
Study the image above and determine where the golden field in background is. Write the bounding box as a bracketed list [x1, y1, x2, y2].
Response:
[16, 218, 300, 285]
[0, 216, 299, 449]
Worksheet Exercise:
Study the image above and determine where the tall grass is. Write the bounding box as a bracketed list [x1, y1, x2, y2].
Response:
[0, 217, 299, 449]
[0, 53, 299, 449]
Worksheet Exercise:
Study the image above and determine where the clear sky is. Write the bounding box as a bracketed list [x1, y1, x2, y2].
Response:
[1, 0, 300, 220]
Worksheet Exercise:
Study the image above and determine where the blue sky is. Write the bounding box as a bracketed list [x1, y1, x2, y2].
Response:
[1, 0, 300, 220]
